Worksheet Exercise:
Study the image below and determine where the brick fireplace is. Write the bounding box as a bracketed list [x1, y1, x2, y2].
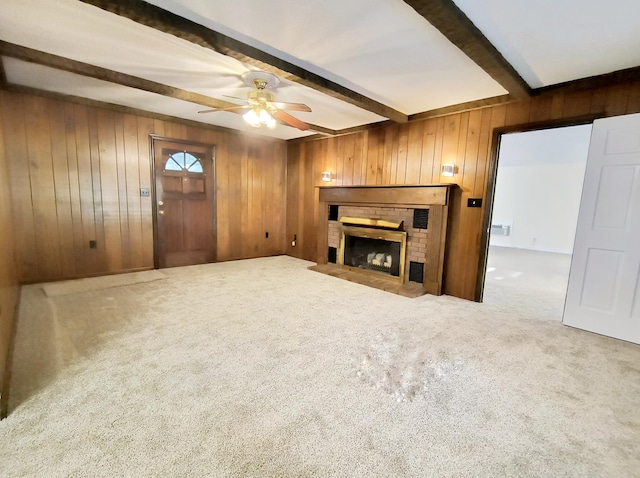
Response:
[312, 185, 455, 297]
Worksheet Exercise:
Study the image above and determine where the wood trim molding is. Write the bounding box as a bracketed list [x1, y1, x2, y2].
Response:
[534, 65, 640, 97]
[327, 121, 393, 137]
[291, 66, 637, 143]
[409, 94, 514, 121]
[291, 95, 516, 143]
[474, 114, 602, 302]
[402, 0, 531, 99]
[77, 0, 409, 123]
[0, 287, 21, 419]
[287, 121, 396, 143]
[1, 83, 289, 142]
[0, 58, 7, 88]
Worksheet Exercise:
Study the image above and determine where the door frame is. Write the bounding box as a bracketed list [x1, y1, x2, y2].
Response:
[474, 115, 601, 302]
[149, 135, 217, 269]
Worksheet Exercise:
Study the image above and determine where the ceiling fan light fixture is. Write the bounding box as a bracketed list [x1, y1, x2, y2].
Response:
[259, 108, 272, 123]
[242, 71, 280, 90]
[243, 106, 277, 129]
[243, 108, 262, 127]
[260, 109, 277, 128]
[201, 71, 310, 131]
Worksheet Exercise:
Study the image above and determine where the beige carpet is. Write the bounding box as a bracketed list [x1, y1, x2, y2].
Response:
[1, 256, 639, 477]
[483, 246, 572, 318]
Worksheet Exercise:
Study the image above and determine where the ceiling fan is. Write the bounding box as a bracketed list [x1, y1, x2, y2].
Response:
[198, 71, 312, 131]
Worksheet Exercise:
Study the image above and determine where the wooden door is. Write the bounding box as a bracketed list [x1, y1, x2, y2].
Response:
[563, 113, 640, 344]
[153, 139, 216, 268]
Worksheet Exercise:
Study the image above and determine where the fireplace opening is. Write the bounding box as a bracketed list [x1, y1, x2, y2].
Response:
[344, 236, 401, 277]
[338, 222, 407, 283]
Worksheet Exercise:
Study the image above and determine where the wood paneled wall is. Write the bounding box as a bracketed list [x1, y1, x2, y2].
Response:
[0, 95, 20, 418]
[0, 90, 287, 283]
[286, 80, 640, 300]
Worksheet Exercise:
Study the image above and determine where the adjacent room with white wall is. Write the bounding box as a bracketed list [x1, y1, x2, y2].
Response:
[483, 124, 593, 316]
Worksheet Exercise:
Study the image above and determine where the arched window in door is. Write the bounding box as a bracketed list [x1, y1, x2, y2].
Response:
[164, 152, 204, 173]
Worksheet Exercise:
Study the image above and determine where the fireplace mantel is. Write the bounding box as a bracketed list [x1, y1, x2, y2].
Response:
[313, 185, 456, 296]
[318, 184, 451, 207]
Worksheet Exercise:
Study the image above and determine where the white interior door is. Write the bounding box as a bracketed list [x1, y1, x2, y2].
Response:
[563, 113, 640, 343]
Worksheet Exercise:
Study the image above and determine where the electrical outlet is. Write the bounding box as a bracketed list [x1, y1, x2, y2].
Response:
[467, 198, 482, 208]
[140, 188, 150, 197]
[89, 240, 97, 249]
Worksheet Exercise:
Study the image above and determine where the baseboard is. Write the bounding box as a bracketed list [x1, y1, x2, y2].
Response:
[20, 267, 155, 286]
[1, 285, 22, 419]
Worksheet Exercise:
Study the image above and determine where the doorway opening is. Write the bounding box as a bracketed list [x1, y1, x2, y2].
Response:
[482, 124, 592, 319]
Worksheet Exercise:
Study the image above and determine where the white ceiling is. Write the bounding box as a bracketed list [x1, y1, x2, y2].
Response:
[452, 0, 640, 88]
[143, 0, 507, 112]
[1, 0, 639, 140]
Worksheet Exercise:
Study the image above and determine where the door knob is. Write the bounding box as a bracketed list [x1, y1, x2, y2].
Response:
[159, 210, 165, 215]
[158, 200, 164, 206]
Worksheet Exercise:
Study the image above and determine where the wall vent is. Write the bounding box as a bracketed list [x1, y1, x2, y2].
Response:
[328, 246, 337, 263]
[491, 224, 511, 236]
[413, 209, 429, 229]
[409, 261, 424, 283]
[328, 205, 339, 221]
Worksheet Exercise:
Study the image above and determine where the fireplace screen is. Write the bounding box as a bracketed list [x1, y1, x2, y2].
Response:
[338, 225, 407, 283]
[344, 236, 401, 277]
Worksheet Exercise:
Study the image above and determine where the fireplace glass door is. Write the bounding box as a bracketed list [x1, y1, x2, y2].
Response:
[338, 226, 407, 283]
[344, 236, 401, 277]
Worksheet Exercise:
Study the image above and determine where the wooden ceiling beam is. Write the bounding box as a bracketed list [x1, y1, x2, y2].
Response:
[0, 42, 334, 135]
[0, 41, 238, 111]
[403, 0, 531, 99]
[76, 0, 408, 123]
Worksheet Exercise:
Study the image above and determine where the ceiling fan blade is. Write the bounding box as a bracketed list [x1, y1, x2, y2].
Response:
[198, 105, 249, 114]
[270, 101, 312, 112]
[273, 110, 310, 131]
[223, 94, 249, 102]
